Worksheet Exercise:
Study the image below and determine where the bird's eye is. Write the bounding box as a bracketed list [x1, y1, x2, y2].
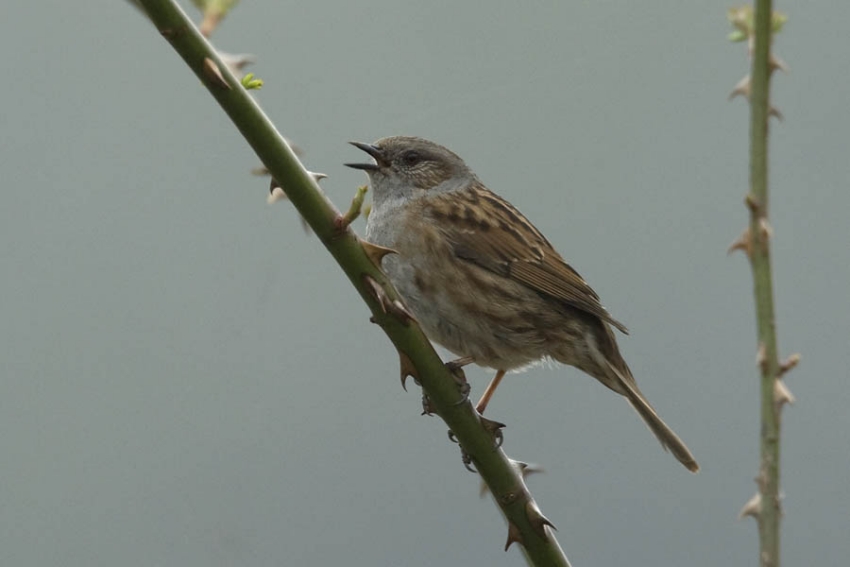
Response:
[400, 150, 421, 166]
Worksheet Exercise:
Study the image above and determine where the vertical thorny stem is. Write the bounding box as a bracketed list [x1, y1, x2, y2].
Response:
[747, 1, 783, 565]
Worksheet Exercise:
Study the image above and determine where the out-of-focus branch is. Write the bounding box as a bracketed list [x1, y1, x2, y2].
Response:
[728, 5, 795, 567]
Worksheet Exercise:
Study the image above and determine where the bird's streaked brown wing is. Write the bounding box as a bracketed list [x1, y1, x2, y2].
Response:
[425, 183, 628, 334]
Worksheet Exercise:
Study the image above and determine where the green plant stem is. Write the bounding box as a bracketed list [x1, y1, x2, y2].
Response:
[135, 1, 570, 565]
[748, 1, 781, 565]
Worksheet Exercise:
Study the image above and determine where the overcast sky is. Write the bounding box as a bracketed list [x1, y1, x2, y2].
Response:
[2, 2, 849, 566]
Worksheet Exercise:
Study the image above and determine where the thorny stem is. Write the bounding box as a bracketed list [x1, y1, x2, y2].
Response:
[135, 1, 571, 565]
[747, 1, 783, 565]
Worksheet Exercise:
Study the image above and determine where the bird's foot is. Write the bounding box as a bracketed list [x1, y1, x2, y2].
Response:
[445, 356, 473, 404]
[447, 415, 505, 473]
[447, 431, 478, 473]
[421, 392, 437, 416]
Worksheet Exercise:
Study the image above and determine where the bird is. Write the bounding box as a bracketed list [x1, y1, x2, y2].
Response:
[345, 136, 698, 472]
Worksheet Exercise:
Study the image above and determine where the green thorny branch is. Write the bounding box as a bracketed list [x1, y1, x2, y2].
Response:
[727, 5, 798, 567]
[134, 1, 571, 565]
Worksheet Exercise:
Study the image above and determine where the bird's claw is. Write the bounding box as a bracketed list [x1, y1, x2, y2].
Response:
[448, 430, 478, 472]
[460, 447, 477, 473]
[448, 416, 503, 473]
[421, 392, 437, 416]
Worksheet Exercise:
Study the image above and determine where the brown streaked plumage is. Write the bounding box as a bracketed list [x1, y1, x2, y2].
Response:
[346, 136, 698, 473]
[424, 182, 629, 335]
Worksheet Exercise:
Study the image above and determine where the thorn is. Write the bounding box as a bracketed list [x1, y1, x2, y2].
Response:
[398, 351, 417, 391]
[738, 492, 762, 520]
[268, 176, 282, 196]
[363, 275, 387, 314]
[756, 342, 768, 373]
[778, 353, 801, 377]
[362, 275, 413, 324]
[745, 193, 760, 212]
[479, 416, 506, 448]
[266, 192, 316, 236]
[728, 75, 783, 121]
[770, 54, 790, 74]
[360, 240, 397, 268]
[774, 380, 796, 407]
[727, 227, 751, 256]
[199, 11, 223, 37]
[218, 52, 256, 74]
[202, 58, 231, 90]
[267, 186, 287, 204]
[526, 501, 556, 539]
[388, 299, 416, 324]
[504, 522, 524, 551]
[256, 144, 317, 233]
[478, 480, 490, 499]
[447, 430, 458, 444]
[729, 75, 750, 100]
[286, 140, 304, 157]
[515, 460, 545, 481]
[758, 218, 774, 241]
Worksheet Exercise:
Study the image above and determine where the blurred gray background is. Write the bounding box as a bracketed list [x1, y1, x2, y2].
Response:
[2, 1, 848, 566]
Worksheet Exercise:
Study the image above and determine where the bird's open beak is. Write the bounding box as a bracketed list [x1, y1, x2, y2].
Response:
[344, 141, 385, 171]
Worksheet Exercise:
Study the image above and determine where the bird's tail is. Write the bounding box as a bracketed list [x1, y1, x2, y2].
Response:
[604, 359, 700, 473]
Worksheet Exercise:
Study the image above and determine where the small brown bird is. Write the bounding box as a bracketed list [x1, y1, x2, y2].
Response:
[346, 136, 698, 472]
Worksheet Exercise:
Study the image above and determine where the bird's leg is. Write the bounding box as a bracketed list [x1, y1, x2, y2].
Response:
[446, 355, 475, 371]
[477, 370, 507, 447]
[476, 369, 506, 414]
